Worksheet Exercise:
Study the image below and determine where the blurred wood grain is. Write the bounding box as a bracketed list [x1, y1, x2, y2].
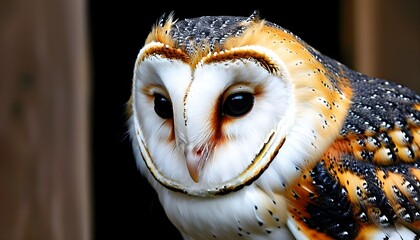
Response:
[341, 0, 420, 93]
[0, 0, 91, 239]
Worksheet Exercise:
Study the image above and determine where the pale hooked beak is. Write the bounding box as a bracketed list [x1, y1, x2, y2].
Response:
[185, 145, 208, 183]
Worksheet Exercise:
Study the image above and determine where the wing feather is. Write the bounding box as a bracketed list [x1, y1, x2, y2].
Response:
[286, 63, 420, 239]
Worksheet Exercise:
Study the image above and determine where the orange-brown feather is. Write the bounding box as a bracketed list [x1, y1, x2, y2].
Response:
[287, 133, 420, 238]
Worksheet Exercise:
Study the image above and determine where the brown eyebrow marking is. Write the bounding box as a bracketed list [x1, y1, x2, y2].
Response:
[201, 49, 280, 75]
[138, 44, 189, 64]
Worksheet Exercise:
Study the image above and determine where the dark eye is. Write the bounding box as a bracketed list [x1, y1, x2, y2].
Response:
[153, 93, 173, 119]
[222, 92, 254, 117]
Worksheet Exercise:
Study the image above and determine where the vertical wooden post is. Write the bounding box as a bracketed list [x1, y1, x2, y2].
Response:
[341, 0, 420, 92]
[0, 0, 91, 239]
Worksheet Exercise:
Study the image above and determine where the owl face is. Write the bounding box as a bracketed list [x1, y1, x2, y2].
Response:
[131, 42, 295, 195]
[129, 14, 350, 197]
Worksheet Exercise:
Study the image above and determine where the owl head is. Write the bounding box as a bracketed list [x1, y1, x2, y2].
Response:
[127, 12, 351, 197]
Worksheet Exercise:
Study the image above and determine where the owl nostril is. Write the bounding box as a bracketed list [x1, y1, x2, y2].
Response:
[184, 145, 202, 157]
[195, 148, 203, 156]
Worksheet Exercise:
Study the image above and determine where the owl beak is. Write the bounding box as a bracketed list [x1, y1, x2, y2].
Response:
[185, 145, 208, 183]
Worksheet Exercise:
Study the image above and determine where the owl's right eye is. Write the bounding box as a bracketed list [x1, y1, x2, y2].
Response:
[222, 92, 254, 118]
[153, 93, 173, 119]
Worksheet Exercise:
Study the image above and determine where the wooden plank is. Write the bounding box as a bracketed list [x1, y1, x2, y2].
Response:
[0, 0, 91, 239]
[341, 0, 420, 92]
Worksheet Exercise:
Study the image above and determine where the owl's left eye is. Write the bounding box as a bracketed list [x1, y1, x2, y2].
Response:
[222, 92, 254, 118]
[153, 93, 173, 119]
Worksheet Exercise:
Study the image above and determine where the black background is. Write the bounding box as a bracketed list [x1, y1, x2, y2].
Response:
[88, 2, 341, 239]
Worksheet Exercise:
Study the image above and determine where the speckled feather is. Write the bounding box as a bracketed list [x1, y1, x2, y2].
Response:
[162, 12, 258, 53]
[130, 12, 420, 240]
[285, 61, 420, 238]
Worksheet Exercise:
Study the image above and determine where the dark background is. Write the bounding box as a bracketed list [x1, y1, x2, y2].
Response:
[88, 2, 341, 239]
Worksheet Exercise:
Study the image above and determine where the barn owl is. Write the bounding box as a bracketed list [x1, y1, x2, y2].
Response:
[127, 11, 420, 239]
